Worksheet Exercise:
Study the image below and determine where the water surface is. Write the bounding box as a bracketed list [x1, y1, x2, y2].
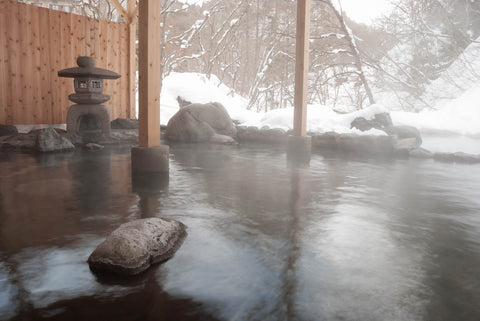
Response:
[1, 144, 480, 321]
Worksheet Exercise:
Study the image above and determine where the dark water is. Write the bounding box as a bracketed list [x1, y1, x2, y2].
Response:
[1, 144, 480, 321]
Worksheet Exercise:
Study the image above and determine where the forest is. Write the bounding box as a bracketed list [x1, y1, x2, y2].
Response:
[22, 0, 480, 112]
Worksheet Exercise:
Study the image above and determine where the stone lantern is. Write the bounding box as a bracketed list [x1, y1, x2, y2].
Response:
[58, 56, 120, 142]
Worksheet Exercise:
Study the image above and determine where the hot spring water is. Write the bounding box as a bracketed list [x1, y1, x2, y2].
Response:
[1, 143, 480, 321]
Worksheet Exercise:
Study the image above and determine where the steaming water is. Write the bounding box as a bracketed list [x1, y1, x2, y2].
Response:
[1, 144, 480, 321]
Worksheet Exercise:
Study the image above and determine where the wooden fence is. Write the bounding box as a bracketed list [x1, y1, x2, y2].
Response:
[0, 0, 134, 125]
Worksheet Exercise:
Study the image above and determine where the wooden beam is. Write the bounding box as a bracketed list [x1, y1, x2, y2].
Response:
[293, 0, 311, 137]
[108, 0, 131, 24]
[130, 6, 139, 25]
[138, 0, 161, 147]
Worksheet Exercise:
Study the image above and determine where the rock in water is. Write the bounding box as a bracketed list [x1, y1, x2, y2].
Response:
[88, 218, 187, 275]
[0, 124, 18, 137]
[166, 102, 237, 143]
[35, 128, 75, 152]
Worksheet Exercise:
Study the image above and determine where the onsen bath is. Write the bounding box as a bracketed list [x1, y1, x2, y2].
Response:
[1, 143, 480, 321]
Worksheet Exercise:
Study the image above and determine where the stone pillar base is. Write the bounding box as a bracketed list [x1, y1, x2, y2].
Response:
[131, 145, 170, 173]
[287, 135, 312, 165]
[131, 146, 170, 191]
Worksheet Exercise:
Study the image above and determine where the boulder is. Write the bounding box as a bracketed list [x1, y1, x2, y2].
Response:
[35, 128, 75, 152]
[350, 112, 393, 131]
[166, 102, 237, 143]
[0, 125, 18, 137]
[88, 218, 187, 276]
[409, 148, 434, 159]
[433, 152, 455, 163]
[350, 117, 373, 131]
[84, 143, 104, 150]
[384, 125, 422, 148]
[177, 96, 193, 108]
[111, 118, 139, 129]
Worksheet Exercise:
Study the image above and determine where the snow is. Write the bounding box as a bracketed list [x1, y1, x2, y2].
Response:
[159, 34, 480, 142]
[160, 72, 386, 135]
[391, 83, 480, 136]
[416, 37, 480, 110]
[160, 72, 254, 125]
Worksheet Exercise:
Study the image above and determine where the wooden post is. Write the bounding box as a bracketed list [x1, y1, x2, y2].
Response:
[138, 0, 161, 147]
[293, 0, 311, 137]
[287, 0, 311, 165]
[131, 0, 168, 177]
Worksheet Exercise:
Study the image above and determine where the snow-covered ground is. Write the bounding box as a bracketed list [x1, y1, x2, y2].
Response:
[161, 72, 479, 134]
[161, 72, 387, 136]
[156, 38, 480, 153]
[159, 69, 480, 153]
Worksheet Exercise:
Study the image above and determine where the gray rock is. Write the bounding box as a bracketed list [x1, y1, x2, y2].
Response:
[0, 125, 18, 137]
[453, 152, 480, 164]
[111, 118, 139, 129]
[35, 128, 75, 152]
[434, 152, 480, 164]
[433, 152, 455, 163]
[166, 102, 236, 143]
[384, 125, 422, 147]
[350, 112, 392, 131]
[395, 137, 420, 150]
[88, 218, 187, 276]
[409, 148, 434, 159]
[373, 112, 393, 128]
[84, 143, 104, 150]
[350, 117, 373, 131]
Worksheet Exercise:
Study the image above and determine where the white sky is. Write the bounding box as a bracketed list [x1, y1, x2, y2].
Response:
[179, 0, 393, 25]
[338, 0, 393, 24]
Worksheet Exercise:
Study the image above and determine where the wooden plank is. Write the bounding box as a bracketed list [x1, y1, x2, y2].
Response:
[29, 4, 43, 124]
[119, 23, 130, 118]
[49, 10, 63, 124]
[38, 5, 53, 124]
[293, 0, 311, 137]
[7, 2, 21, 124]
[128, 22, 137, 119]
[109, 21, 120, 119]
[19, 2, 31, 123]
[0, 1, 8, 123]
[138, 0, 162, 147]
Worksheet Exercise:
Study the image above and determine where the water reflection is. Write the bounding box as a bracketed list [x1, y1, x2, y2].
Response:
[1, 145, 480, 320]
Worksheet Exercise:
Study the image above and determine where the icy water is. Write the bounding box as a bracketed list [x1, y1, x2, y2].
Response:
[1, 144, 480, 321]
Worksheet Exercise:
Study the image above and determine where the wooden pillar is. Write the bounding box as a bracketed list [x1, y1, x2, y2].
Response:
[138, 0, 161, 147]
[293, 0, 311, 137]
[288, 0, 311, 166]
[132, 0, 168, 177]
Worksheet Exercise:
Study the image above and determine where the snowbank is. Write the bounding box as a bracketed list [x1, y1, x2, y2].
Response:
[160, 72, 386, 135]
[391, 82, 480, 136]
[160, 72, 255, 125]
[159, 70, 479, 138]
[241, 104, 387, 135]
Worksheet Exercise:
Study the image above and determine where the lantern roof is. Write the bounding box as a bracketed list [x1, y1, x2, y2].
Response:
[58, 56, 121, 79]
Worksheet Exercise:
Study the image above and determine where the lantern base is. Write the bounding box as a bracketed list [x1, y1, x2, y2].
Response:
[66, 104, 111, 143]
